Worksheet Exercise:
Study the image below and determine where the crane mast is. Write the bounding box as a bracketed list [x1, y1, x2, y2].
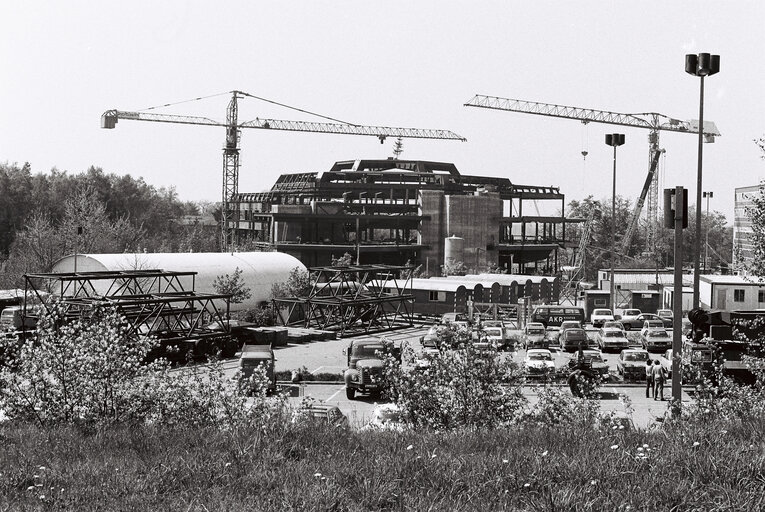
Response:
[464, 94, 720, 257]
[102, 91, 466, 250]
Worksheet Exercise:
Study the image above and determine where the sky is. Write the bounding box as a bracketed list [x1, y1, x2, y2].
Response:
[2, 1, 764, 224]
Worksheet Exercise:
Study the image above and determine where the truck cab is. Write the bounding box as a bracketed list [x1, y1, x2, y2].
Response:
[344, 338, 397, 400]
[239, 345, 276, 395]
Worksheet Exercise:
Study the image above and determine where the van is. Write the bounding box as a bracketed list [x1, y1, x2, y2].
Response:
[530, 305, 585, 327]
[0, 306, 36, 331]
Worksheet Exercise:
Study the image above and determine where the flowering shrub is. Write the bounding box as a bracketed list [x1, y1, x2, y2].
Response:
[0, 303, 281, 428]
[526, 386, 601, 428]
[384, 324, 526, 430]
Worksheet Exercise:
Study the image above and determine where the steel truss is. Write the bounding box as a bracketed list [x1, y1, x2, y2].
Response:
[273, 264, 414, 336]
[23, 270, 236, 361]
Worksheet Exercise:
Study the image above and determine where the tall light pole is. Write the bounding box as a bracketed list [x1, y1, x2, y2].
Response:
[606, 133, 625, 313]
[686, 53, 720, 308]
[703, 191, 713, 272]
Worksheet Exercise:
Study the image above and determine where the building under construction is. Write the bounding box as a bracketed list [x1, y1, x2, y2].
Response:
[233, 159, 577, 272]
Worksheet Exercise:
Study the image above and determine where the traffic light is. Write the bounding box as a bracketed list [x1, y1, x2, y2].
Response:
[687, 308, 729, 342]
[664, 188, 688, 229]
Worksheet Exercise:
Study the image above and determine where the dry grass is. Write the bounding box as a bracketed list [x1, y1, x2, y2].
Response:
[1, 416, 764, 511]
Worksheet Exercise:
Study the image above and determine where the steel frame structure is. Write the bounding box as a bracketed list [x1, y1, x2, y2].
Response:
[22, 270, 234, 360]
[273, 264, 414, 336]
[102, 91, 465, 250]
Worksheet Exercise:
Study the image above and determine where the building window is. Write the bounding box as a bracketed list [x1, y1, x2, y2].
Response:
[759, 290, 765, 303]
[429, 291, 446, 302]
[734, 289, 745, 303]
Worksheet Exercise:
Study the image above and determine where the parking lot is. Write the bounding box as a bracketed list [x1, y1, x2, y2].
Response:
[234, 322, 688, 430]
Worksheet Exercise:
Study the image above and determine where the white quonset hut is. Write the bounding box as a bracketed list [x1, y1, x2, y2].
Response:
[52, 252, 306, 311]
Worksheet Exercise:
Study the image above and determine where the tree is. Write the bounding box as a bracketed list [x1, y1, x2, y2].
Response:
[441, 258, 466, 277]
[271, 267, 312, 298]
[392, 137, 404, 159]
[743, 183, 765, 277]
[331, 252, 354, 266]
[212, 267, 252, 304]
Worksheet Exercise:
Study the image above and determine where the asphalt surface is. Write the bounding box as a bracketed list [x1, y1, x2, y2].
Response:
[227, 323, 690, 431]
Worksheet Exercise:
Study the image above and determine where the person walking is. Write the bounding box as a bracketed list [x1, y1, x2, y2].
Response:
[645, 359, 654, 398]
[652, 359, 666, 401]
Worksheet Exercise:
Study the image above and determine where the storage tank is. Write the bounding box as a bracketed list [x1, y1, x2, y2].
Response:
[52, 252, 306, 311]
[444, 235, 464, 265]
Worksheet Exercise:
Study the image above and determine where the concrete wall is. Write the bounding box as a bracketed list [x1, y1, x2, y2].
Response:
[419, 190, 446, 274]
[445, 192, 501, 272]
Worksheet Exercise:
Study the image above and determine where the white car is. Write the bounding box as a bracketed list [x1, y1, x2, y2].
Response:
[363, 403, 406, 431]
[640, 320, 666, 338]
[619, 309, 642, 329]
[591, 308, 615, 328]
[524, 349, 556, 377]
[475, 326, 505, 351]
[596, 327, 630, 352]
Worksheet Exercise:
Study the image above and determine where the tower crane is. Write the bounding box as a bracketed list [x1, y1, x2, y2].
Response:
[464, 94, 720, 254]
[102, 90, 466, 250]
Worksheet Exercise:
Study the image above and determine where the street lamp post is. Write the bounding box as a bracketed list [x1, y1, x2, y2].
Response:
[686, 53, 720, 308]
[605, 133, 625, 313]
[703, 191, 713, 272]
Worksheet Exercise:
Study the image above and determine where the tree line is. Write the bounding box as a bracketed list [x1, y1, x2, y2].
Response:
[0, 162, 219, 288]
[565, 194, 733, 283]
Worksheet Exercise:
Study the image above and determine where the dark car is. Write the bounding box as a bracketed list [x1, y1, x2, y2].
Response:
[624, 313, 669, 330]
[567, 349, 610, 380]
[641, 329, 672, 352]
[560, 327, 589, 352]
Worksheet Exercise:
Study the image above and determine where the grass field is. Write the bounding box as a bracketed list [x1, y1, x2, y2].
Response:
[2, 415, 763, 511]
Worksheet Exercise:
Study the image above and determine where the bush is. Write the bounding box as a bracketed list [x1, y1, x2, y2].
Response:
[384, 324, 526, 430]
[0, 303, 283, 428]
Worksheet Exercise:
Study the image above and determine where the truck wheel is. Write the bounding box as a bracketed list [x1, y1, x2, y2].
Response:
[346, 387, 356, 400]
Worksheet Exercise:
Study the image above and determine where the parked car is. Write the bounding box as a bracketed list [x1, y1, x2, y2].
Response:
[567, 349, 610, 380]
[603, 320, 626, 332]
[474, 326, 505, 351]
[591, 309, 615, 328]
[641, 329, 672, 352]
[596, 327, 630, 352]
[293, 402, 349, 428]
[619, 309, 642, 330]
[523, 349, 555, 377]
[441, 312, 468, 325]
[657, 308, 673, 322]
[560, 327, 589, 352]
[239, 345, 277, 395]
[626, 313, 668, 330]
[617, 348, 650, 380]
[362, 403, 405, 431]
[522, 322, 549, 349]
[640, 320, 666, 338]
[415, 327, 441, 369]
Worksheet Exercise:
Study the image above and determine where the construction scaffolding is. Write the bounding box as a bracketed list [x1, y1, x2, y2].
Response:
[22, 270, 237, 361]
[272, 264, 414, 336]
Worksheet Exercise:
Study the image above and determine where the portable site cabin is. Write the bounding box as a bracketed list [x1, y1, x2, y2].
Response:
[455, 273, 558, 304]
[52, 252, 306, 311]
[699, 275, 765, 311]
[434, 277, 502, 303]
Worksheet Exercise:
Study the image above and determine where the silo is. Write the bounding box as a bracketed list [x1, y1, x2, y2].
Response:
[444, 235, 464, 267]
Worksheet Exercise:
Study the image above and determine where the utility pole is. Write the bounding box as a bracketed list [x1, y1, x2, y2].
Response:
[703, 191, 713, 272]
[665, 187, 687, 418]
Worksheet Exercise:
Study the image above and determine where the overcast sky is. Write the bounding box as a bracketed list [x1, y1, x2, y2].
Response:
[2, 1, 763, 223]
